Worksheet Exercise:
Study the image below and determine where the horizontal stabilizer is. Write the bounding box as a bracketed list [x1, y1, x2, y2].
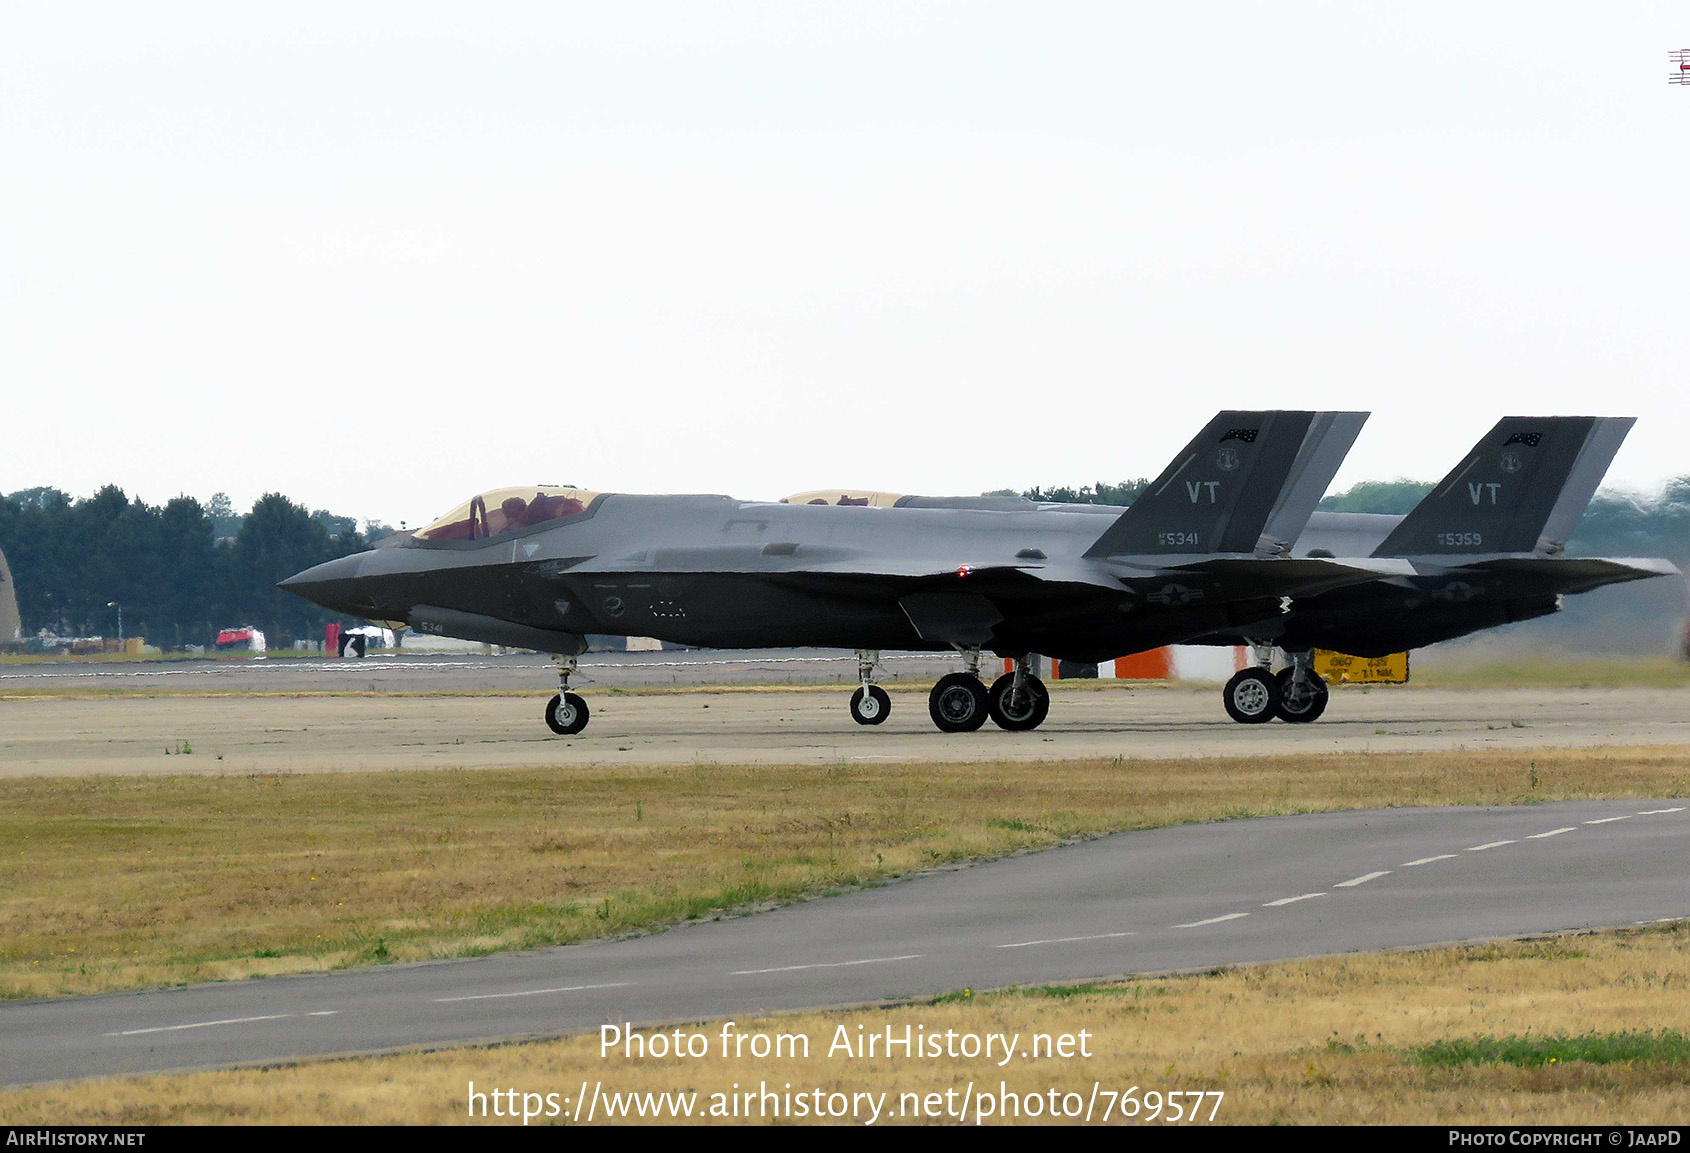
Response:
[1444, 555, 1680, 596]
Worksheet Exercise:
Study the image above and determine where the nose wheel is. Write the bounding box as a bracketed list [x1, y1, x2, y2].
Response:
[545, 691, 590, 735]
[848, 648, 892, 725]
[544, 653, 590, 735]
[850, 685, 891, 725]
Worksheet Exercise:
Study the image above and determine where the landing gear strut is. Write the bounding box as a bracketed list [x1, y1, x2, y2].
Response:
[928, 646, 989, 733]
[1274, 650, 1328, 723]
[849, 649, 890, 725]
[987, 655, 1049, 731]
[544, 653, 590, 735]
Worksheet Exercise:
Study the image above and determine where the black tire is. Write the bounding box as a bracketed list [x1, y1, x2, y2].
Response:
[928, 673, 988, 733]
[1274, 668, 1328, 723]
[987, 673, 1050, 731]
[545, 691, 590, 735]
[1222, 668, 1279, 724]
[849, 685, 891, 725]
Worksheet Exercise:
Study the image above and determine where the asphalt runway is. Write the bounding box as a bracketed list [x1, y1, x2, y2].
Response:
[2, 797, 1684, 1085]
[0, 649, 963, 693]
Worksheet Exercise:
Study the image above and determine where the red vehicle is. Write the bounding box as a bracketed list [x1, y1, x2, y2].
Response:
[213, 626, 266, 654]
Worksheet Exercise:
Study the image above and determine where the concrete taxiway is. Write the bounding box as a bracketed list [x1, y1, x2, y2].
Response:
[3, 649, 1688, 774]
[1, 797, 1683, 1085]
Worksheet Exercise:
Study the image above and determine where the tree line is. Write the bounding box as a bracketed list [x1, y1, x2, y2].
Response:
[1017, 476, 1690, 562]
[0, 487, 387, 650]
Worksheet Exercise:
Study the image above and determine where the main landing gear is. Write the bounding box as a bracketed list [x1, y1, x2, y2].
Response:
[924, 649, 1049, 734]
[1221, 644, 1327, 724]
[544, 653, 590, 735]
[986, 654, 1049, 732]
[1275, 650, 1329, 723]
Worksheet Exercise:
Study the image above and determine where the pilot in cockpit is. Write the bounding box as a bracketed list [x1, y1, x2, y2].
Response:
[494, 496, 530, 536]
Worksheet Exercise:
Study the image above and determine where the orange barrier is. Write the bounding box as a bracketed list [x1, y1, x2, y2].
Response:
[1111, 648, 1174, 679]
[1003, 649, 1177, 680]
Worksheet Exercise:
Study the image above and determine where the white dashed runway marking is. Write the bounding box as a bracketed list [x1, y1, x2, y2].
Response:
[1334, 871, 1391, 888]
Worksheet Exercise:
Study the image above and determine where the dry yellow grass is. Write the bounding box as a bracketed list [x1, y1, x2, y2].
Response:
[3, 924, 1685, 1125]
[1412, 656, 1690, 691]
[2, 746, 1687, 999]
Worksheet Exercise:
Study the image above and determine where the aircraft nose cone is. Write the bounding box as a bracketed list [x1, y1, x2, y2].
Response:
[277, 553, 367, 611]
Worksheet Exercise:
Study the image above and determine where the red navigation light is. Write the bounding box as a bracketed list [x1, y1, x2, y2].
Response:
[957, 564, 973, 579]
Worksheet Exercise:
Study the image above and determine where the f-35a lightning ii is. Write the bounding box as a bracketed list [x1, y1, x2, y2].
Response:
[819, 416, 1678, 726]
[281, 410, 1402, 735]
[1189, 415, 1678, 724]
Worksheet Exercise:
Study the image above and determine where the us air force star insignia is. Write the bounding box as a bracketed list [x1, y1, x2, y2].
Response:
[1499, 450, 1523, 473]
[1146, 583, 1203, 606]
[1216, 447, 1240, 471]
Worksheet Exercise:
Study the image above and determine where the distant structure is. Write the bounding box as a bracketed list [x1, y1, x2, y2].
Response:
[1672, 49, 1689, 84]
[0, 546, 19, 644]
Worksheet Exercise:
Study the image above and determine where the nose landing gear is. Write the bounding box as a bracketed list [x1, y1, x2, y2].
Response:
[544, 653, 590, 735]
[849, 649, 891, 725]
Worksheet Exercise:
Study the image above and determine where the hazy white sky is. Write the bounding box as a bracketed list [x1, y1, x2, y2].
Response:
[4, 3, 1687, 527]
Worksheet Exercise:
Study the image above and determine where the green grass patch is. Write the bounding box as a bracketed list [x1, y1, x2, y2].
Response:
[1001, 982, 1172, 1001]
[1412, 1030, 1690, 1068]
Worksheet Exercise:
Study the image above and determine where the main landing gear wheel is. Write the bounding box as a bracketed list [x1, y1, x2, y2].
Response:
[850, 684, 891, 725]
[1222, 668, 1279, 724]
[987, 673, 1049, 731]
[928, 673, 989, 733]
[1274, 668, 1329, 723]
[545, 692, 590, 735]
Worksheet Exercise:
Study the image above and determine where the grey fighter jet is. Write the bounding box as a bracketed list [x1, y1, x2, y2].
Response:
[281, 410, 1401, 735]
[834, 416, 1678, 725]
[1191, 415, 1678, 723]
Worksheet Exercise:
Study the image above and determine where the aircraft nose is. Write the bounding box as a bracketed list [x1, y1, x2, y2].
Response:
[277, 553, 367, 611]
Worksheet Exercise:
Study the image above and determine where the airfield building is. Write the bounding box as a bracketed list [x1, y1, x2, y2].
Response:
[0, 546, 19, 644]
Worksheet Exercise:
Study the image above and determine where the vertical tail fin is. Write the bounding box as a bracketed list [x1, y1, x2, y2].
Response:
[1084, 410, 1368, 559]
[1372, 416, 1634, 558]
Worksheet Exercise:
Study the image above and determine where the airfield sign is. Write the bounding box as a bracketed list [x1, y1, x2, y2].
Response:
[1314, 649, 1410, 685]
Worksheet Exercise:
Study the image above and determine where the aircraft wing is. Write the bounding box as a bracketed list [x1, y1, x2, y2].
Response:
[1102, 555, 1415, 600]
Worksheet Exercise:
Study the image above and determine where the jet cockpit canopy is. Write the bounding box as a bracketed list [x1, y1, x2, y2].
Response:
[414, 486, 601, 542]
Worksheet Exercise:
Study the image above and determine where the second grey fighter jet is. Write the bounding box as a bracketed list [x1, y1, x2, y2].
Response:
[281, 410, 1401, 735]
[1190, 415, 1678, 723]
[828, 415, 1678, 725]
